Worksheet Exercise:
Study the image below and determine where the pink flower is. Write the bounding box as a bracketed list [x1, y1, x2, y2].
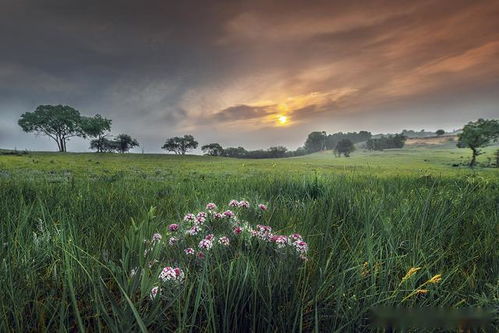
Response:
[197, 251, 205, 259]
[254, 225, 273, 240]
[270, 235, 288, 248]
[233, 226, 242, 235]
[258, 204, 268, 211]
[159, 266, 184, 282]
[150, 286, 159, 300]
[229, 200, 239, 207]
[195, 216, 206, 224]
[206, 203, 217, 210]
[183, 213, 195, 222]
[168, 224, 179, 232]
[238, 200, 250, 208]
[289, 233, 302, 242]
[214, 212, 223, 219]
[205, 233, 215, 241]
[186, 226, 200, 235]
[293, 241, 308, 254]
[223, 210, 235, 218]
[198, 238, 213, 250]
[197, 212, 207, 218]
[168, 237, 178, 246]
[151, 233, 162, 242]
[218, 236, 230, 246]
[184, 247, 195, 255]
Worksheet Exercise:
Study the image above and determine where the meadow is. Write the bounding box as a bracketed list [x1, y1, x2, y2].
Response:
[0, 144, 498, 331]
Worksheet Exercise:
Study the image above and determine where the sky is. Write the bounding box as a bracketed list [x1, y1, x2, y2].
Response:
[0, 0, 498, 152]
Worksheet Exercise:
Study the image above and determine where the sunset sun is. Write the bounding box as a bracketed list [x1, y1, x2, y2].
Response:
[278, 115, 288, 125]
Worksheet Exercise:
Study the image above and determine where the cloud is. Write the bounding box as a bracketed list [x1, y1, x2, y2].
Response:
[0, 0, 498, 152]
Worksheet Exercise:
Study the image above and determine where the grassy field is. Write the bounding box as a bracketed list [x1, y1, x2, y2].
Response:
[0, 145, 498, 331]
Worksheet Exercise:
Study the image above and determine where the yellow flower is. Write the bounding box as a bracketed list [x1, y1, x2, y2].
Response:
[415, 289, 428, 294]
[428, 274, 442, 284]
[401, 267, 421, 282]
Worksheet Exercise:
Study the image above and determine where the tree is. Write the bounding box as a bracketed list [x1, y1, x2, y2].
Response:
[457, 119, 499, 167]
[267, 146, 288, 158]
[366, 134, 407, 151]
[436, 129, 445, 136]
[304, 131, 327, 153]
[201, 143, 224, 156]
[114, 134, 139, 153]
[162, 135, 198, 155]
[90, 137, 119, 152]
[222, 147, 247, 158]
[18, 105, 85, 152]
[334, 139, 355, 157]
[81, 115, 112, 152]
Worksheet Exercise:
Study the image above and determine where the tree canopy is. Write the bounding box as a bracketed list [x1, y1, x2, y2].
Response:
[162, 135, 198, 155]
[457, 118, 499, 167]
[18, 105, 85, 152]
[114, 134, 139, 153]
[201, 143, 224, 156]
[334, 139, 355, 157]
[81, 115, 112, 152]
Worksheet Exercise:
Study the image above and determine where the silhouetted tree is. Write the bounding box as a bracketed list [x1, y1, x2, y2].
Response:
[366, 134, 407, 151]
[90, 137, 118, 152]
[162, 135, 198, 155]
[201, 143, 224, 156]
[18, 105, 86, 152]
[267, 146, 288, 158]
[304, 131, 327, 153]
[436, 129, 445, 136]
[82, 115, 112, 152]
[334, 139, 355, 157]
[222, 147, 248, 158]
[114, 134, 139, 153]
[457, 119, 499, 167]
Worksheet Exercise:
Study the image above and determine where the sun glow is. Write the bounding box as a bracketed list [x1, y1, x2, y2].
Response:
[278, 115, 288, 125]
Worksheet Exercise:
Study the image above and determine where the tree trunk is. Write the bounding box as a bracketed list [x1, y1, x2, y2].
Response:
[470, 147, 477, 168]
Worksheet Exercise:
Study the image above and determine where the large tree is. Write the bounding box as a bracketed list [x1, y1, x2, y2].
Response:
[114, 134, 139, 153]
[304, 131, 327, 153]
[18, 105, 85, 152]
[334, 139, 355, 157]
[457, 119, 499, 167]
[81, 115, 112, 152]
[201, 143, 224, 156]
[162, 135, 198, 155]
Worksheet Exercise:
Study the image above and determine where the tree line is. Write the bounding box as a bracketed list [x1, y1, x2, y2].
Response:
[17, 104, 499, 167]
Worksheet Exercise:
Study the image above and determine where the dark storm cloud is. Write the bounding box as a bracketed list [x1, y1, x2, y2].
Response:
[0, 0, 498, 151]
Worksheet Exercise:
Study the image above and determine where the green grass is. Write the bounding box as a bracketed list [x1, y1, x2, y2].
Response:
[0, 145, 498, 331]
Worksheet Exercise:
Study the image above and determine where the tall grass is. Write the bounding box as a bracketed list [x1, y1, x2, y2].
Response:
[0, 170, 497, 331]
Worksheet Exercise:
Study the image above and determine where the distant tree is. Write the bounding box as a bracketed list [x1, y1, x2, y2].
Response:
[436, 129, 445, 136]
[90, 137, 118, 152]
[366, 134, 407, 151]
[18, 105, 85, 152]
[81, 115, 112, 152]
[222, 146, 248, 158]
[267, 146, 288, 158]
[457, 119, 499, 167]
[334, 139, 355, 157]
[325, 131, 372, 149]
[495, 149, 499, 168]
[114, 134, 139, 153]
[162, 135, 199, 155]
[201, 143, 224, 156]
[304, 131, 327, 153]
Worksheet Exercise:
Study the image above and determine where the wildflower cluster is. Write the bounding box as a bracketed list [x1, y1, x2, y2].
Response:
[145, 200, 309, 300]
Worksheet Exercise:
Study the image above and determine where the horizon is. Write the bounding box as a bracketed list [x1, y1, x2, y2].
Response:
[1, 0, 498, 153]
